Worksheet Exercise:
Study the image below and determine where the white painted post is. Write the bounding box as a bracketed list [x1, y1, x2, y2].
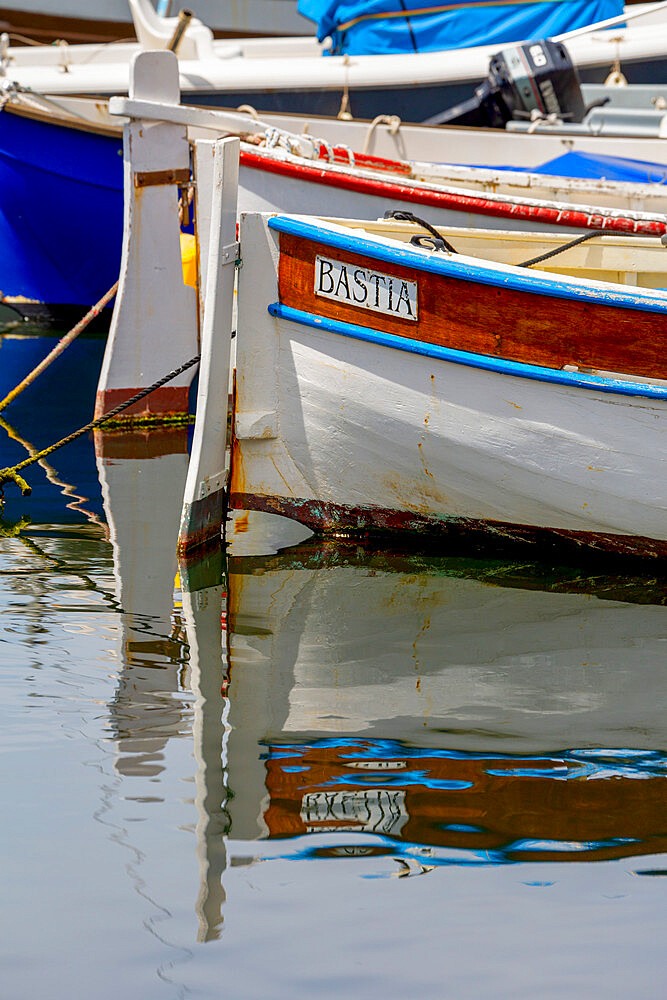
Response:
[178, 137, 240, 555]
[192, 139, 217, 321]
[95, 49, 198, 422]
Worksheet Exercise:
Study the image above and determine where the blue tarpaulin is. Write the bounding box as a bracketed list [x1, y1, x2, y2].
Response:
[298, 0, 624, 55]
[484, 151, 667, 183]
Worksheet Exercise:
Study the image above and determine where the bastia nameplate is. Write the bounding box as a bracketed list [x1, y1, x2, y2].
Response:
[315, 255, 418, 321]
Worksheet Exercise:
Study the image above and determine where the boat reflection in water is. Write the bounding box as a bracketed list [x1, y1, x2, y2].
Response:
[179, 545, 228, 941]
[102, 472, 666, 943]
[263, 742, 666, 866]
[221, 532, 666, 881]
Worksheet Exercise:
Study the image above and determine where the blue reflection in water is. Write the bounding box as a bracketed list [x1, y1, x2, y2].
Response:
[487, 748, 667, 781]
[325, 771, 474, 791]
[0, 336, 106, 524]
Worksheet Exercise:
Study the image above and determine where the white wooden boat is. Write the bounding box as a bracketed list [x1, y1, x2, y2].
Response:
[176, 176, 667, 560]
[3, 0, 667, 122]
[216, 210, 666, 561]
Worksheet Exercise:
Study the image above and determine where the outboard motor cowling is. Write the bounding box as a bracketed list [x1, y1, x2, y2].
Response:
[425, 39, 586, 128]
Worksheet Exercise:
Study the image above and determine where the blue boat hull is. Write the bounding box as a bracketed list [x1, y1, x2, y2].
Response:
[0, 109, 123, 315]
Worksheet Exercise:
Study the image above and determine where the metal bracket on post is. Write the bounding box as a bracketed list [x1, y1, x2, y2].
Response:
[197, 470, 227, 501]
[220, 242, 240, 264]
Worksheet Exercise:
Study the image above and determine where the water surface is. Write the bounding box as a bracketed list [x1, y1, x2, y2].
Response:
[1, 343, 665, 999]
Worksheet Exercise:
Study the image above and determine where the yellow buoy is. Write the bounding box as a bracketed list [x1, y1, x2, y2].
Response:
[180, 232, 197, 289]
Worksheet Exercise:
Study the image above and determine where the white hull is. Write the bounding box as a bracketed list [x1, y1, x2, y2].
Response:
[242, 108, 667, 167]
[236, 153, 667, 231]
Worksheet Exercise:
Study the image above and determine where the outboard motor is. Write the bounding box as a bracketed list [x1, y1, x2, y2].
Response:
[425, 39, 586, 127]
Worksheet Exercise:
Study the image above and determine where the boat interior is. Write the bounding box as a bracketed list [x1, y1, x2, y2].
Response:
[326, 218, 667, 290]
[409, 160, 667, 210]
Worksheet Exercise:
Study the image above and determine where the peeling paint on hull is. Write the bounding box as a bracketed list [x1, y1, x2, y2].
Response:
[94, 385, 190, 421]
[229, 492, 667, 563]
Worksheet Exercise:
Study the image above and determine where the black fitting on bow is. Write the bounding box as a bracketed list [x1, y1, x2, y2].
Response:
[384, 210, 458, 254]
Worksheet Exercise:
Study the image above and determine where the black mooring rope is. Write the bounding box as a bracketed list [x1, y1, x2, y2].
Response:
[518, 230, 602, 267]
[385, 208, 613, 266]
[384, 210, 460, 254]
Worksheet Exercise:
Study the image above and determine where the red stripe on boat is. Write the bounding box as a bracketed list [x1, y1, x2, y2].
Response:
[315, 142, 413, 175]
[94, 385, 189, 420]
[239, 149, 667, 236]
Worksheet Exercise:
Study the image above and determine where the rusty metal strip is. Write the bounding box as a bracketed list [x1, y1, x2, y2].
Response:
[133, 168, 191, 188]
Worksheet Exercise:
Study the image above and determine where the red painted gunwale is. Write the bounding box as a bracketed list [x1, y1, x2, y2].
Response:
[239, 149, 667, 237]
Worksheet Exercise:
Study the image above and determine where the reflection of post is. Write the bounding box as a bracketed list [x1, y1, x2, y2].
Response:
[225, 562, 310, 840]
[180, 550, 229, 942]
[97, 426, 190, 775]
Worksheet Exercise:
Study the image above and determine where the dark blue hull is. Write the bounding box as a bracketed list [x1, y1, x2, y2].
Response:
[0, 109, 123, 313]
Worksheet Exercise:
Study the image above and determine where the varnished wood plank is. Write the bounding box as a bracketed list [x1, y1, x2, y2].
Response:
[278, 232, 666, 380]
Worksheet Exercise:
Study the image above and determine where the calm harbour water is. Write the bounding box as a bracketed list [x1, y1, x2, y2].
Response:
[0, 336, 665, 999]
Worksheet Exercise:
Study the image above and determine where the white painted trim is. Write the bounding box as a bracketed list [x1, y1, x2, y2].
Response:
[179, 135, 240, 547]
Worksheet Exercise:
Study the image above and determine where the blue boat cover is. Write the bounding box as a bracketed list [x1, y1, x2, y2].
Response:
[297, 0, 624, 55]
[487, 151, 667, 183]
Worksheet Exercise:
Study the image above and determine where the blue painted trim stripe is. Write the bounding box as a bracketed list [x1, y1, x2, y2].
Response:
[268, 216, 667, 316]
[337, 0, 586, 32]
[268, 302, 667, 400]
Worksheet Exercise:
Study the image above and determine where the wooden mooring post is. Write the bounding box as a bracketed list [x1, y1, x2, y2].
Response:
[96, 49, 198, 423]
[102, 48, 241, 552]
